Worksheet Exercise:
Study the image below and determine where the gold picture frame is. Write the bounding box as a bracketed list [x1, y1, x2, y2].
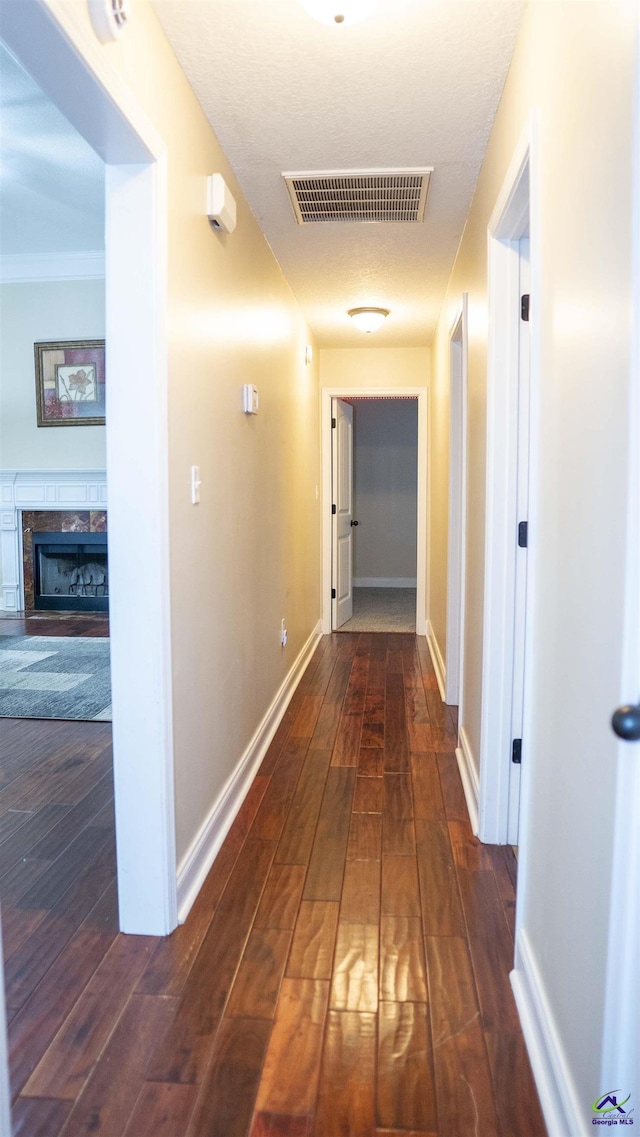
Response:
[34, 339, 106, 427]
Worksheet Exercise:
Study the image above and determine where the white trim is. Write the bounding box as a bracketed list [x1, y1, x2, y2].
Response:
[321, 386, 427, 637]
[353, 577, 416, 588]
[478, 116, 538, 845]
[455, 726, 479, 836]
[106, 158, 177, 936]
[511, 929, 584, 1137]
[445, 295, 468, 710]
[177, 623, 323, 922]
[426, 620, 446, 702]
[0, 251, 105, 283]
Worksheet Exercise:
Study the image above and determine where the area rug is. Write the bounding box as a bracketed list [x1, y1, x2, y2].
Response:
[0, 636, 111, 721]
[338, 587, 416, 633]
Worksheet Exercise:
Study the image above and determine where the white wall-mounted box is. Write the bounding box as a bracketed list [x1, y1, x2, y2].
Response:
[207, 174, 237, 234]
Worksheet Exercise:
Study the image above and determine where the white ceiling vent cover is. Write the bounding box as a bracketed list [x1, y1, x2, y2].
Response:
[283, 167, 433, 224]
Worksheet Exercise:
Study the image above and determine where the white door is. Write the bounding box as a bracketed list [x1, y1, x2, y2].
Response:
[332, 398, 354, 629]
[508, 236, 531, 844]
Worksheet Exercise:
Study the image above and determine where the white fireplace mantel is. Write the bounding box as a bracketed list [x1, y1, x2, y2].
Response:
[0, 469, 107, 611]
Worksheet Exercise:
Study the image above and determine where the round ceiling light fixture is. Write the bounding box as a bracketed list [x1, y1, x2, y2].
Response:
[298, 0, 377, 25]
[348, 307, 390, 333]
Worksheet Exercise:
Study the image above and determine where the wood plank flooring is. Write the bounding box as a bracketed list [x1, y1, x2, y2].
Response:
[0, 614, 109, 639]
[3, 632, 546, 1136]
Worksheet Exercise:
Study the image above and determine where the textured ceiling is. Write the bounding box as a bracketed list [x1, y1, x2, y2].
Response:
[0, 42, 104, 257]
[152, 0, 524, 346]
[0, 3, 522, 345]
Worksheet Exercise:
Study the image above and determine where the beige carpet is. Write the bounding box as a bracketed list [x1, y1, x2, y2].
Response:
[337, 587, 416, 633]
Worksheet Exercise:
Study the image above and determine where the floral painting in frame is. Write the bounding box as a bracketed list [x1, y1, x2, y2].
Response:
[34, 339, 106, 426]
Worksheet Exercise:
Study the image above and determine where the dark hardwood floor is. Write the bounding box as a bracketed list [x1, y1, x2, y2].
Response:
[2, 632, 546, 1137]
[0, 613, 109, 638]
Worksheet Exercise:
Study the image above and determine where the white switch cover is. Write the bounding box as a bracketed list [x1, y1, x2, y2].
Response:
[243, 384, 259, 414]
[191, 465, 202, 504]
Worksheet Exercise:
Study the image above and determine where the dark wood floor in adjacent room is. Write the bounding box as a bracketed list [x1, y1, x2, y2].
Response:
[2, 632, 546, 1137]
[0, 613, 109, 639]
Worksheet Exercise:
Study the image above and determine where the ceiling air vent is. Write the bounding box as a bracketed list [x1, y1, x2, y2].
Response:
[283, 167, 433, 225]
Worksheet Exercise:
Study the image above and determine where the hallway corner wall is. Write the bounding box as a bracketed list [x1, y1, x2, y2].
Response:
[428, 1, 638, 1129]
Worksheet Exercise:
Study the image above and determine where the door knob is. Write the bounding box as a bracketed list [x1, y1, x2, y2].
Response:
[351, 520, 359, 527]
[611, 703, 640, 741]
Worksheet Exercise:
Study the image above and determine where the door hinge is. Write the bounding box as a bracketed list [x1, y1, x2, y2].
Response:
[512, 738, 522, 765]
[331, 588, 336, 599]
[521, 294, 530, 322]
[331, 417, 337, 428]
[332, 504, 337, 515]
[518, 521, 528, 548]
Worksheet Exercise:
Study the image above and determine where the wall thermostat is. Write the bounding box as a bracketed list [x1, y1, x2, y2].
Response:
[207, 174, 237, 234]
[243, 384, 259, 414]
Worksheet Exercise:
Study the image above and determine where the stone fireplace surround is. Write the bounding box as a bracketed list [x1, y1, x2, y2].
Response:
[0, 471, 107, 612]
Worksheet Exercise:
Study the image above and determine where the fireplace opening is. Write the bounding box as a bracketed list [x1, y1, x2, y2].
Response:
[32, 531, 109, 612]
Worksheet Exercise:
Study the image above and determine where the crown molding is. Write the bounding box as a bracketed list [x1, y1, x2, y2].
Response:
[0, 251, 105, 284]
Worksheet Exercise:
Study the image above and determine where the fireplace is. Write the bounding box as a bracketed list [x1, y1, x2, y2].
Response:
[0, 474, 108, 614]
[32, 531, 108, 612]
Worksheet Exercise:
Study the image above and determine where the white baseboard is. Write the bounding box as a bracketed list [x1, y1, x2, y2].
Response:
[353, 577, 417, 588]
[455, 726, 479, 836]
[511, 929, 584, 1137]
[426, 620, 446, 701]
[176, 621, 323, 922]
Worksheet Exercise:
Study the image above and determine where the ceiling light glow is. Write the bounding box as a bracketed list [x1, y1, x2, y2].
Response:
[348, 307, 389, 333]
[298, 0, 377, 26]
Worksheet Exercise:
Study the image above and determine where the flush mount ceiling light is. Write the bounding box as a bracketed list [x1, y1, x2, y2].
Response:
[348, 307, 389, 333]
[298, 0, 377, 25]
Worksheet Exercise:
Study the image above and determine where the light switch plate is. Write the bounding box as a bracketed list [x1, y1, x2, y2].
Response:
[191, 465, 202, 504]
[243, 384, 259, 414]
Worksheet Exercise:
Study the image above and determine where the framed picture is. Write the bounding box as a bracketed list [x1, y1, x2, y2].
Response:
[34, 339, 106, 427]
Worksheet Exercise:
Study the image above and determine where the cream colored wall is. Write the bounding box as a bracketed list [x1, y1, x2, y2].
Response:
[71, 1, 321, 867]
[0, 280, 106, 470]
[320, 346, 429, 390]
[429, 1, 637, 1120]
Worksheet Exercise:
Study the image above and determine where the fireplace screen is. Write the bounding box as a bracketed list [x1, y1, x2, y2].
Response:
[33, 533, 109, 612]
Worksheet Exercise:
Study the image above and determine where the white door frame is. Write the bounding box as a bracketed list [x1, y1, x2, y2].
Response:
[331, 398, 354, 629]
[1, 0, 177, 935]
[478, 117, 539, 845]
[445, 295, 468, 710]
[321, 387, 428, 636]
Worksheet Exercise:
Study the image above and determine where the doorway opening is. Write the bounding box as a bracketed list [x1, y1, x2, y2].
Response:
[322, 387, 428, 637]
[332, 396, 419, 632]
[0, 6, 177, 938]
